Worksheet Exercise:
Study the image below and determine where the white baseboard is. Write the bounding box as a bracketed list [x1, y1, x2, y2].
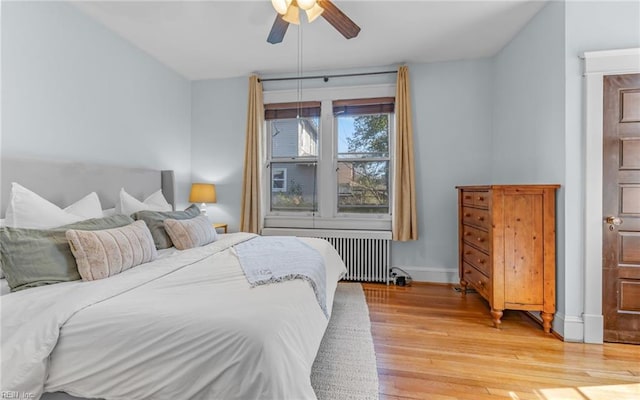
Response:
[583, 313, 604, 344]
[554, 312, 584, 342]
[393, 265, 458, 284]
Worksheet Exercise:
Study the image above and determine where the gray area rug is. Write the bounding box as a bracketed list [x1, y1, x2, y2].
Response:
[312, 282, 379, 400]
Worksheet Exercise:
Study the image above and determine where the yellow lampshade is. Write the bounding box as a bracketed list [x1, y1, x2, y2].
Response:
[189, 183, 217, 204]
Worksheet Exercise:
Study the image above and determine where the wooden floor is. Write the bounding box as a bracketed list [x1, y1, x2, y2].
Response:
[362, 282, 640, 400]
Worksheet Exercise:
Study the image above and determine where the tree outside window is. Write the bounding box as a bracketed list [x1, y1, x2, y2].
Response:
[337, 114, 390, 214]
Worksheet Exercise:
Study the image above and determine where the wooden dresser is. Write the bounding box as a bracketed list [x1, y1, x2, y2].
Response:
[456, 185, 560, 333]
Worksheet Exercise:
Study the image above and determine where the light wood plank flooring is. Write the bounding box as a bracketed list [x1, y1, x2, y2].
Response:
[362, 282, 640, 400]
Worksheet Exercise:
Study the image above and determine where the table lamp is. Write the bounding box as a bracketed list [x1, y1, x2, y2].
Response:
[189, 183, 216, 216]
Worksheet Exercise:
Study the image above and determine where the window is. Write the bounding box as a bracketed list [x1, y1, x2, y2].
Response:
[335, 98, 393, 214]
[266, 102, 320, 213]
[264, 87, 395, 229]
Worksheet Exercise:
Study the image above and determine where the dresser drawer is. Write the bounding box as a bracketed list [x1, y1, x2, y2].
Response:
[462, 243, 491, 277]
[462, 262, 492, 301]
[461, 191, 475, 206]
[473, 191, 490, 209]
[462, 206, 490, 230]
[462, 224, 490, 253]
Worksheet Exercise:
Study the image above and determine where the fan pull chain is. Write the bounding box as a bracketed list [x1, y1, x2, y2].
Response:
[296, 20, 303, 119]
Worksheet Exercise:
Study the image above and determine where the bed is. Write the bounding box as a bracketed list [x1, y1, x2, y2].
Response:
[0, 158, 347, 400]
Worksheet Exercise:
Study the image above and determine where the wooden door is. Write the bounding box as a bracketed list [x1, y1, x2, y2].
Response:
[603, 74, 640, 344]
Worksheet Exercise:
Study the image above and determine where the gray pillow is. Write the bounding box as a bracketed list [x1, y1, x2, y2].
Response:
[131, 204, 200, 249]
[0, 215, 134, 292]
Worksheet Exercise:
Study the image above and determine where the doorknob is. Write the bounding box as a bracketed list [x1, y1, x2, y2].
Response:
[605, 216, 623, 231]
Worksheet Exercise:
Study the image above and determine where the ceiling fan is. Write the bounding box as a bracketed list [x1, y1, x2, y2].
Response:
[267, 0, 361, 44]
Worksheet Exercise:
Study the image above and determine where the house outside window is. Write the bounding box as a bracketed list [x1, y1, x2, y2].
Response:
[263, 84, 395, 230]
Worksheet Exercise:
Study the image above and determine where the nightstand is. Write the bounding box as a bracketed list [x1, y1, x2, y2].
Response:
[213, 223, 228, 233]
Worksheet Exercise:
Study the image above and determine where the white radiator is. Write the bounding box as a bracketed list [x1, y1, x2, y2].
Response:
[262, 228, 391, 284]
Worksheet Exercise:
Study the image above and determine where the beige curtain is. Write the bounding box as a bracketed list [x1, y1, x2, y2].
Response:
[393, 66, 418, 241]
[240, 75, 264, 233]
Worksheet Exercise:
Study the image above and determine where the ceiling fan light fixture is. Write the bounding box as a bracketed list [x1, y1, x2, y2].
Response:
[271, 0, 292, 15]
[305, 3, 324, 23]
[297, 0, 317, 11]
[282, 5, 300, 25]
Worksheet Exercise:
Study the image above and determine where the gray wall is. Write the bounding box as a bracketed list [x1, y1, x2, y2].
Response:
[190, 77, 247, 229]
[1, 1, 192, 207]
[394, 60, 493, 281]
[490, 0, 567, 330]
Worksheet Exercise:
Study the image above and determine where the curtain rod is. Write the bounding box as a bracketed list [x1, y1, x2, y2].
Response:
[259, 70, 397, 83]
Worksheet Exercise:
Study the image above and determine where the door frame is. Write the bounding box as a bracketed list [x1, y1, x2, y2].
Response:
[583, 48, 640, 344]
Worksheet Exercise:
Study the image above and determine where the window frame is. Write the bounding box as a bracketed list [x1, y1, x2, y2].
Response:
[334, 112, 393, 217]
[263, 84, 395, 231]
[265, 117, 320, 217]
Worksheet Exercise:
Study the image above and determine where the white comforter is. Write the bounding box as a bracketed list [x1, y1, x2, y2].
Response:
[1, 233, 346, 400]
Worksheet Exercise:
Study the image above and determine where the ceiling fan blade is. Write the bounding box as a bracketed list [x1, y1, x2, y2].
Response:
[267, 14, 290, 44]
[318, 0, 360, 39]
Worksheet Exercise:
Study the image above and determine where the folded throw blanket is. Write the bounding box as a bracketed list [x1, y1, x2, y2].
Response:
[234, 236, 328, 317]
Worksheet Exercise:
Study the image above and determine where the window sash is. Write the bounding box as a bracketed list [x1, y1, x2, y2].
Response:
[336, 113, 391, 160]
[336, 160, 390, 215]
[269, 161, 318, 213]
[269, 117, 320, 159]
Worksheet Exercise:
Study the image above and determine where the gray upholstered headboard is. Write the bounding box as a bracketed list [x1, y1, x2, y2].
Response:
[0, 158, 175, 218]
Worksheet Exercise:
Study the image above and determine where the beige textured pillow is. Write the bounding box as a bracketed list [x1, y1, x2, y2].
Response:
[66, 220, 158, 281]
[164, 215, 218, 250]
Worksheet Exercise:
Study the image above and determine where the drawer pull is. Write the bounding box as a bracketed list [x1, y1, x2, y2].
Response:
[464, 251, 471, 255]
[477, 237, 485, 243]
[477, 196, 485, 201]
[477, 280, 484, 287]
[477, 259, 486, 264]
[465, 232, 472, 237]
[464, 195, 472, 200]
[477, 216, 484, 221]
[465, 270, 472, 275]
[464, 213, 472, 218]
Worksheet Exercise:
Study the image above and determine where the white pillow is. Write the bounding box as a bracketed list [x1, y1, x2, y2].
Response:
[119, 188, 172, 215]
[4, 183, 103, 229]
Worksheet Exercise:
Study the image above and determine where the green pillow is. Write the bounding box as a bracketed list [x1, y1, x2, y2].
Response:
[0, 215, 134, 292]
[132, 204, 200, 249]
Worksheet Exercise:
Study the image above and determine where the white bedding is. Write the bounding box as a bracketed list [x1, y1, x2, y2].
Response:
[1, 233, 346, 400]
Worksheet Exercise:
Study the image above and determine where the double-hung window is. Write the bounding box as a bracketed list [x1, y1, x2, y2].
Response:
[334, 98, 394, 215]
[265, 102, 320, 213]
[264, 86, 395, 229]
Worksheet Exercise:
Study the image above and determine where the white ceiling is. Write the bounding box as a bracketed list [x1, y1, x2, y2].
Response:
[71, 0, 547, 81]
